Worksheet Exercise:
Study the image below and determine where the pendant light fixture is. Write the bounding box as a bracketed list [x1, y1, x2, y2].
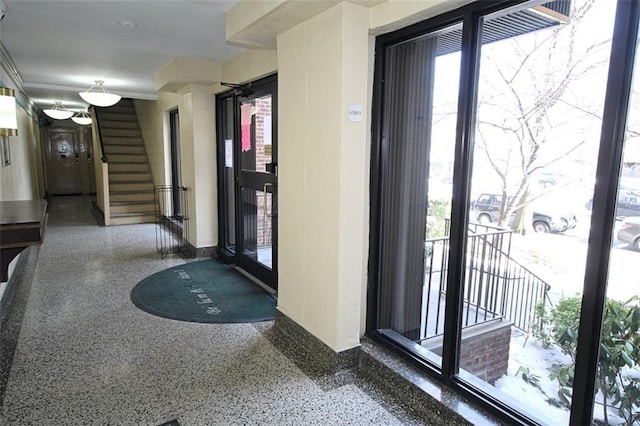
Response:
[79, 80, 121, 107]
[43, 101, 73, 120]
[71, 110, 92, 125]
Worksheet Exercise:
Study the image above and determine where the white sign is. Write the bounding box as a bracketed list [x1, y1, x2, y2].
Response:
[225, 139, 233, 167]
[348, 104, 363, 122]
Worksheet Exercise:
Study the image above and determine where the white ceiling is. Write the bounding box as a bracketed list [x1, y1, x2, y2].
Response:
[0, 0, 244, 111]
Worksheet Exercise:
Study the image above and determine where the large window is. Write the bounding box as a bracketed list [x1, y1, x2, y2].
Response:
[368, 0, 640, 424]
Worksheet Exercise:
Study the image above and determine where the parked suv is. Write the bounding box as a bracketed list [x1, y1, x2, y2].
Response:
[471, 193, 577, 233]
[585, 189, 640, 219]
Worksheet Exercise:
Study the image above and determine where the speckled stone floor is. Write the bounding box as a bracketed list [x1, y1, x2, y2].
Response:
[0, 196, 418, 426]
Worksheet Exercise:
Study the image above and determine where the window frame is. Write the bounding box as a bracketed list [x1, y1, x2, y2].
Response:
[366, 0, 640, 424]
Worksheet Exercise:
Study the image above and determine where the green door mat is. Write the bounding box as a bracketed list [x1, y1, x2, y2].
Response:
[131, 259, 276, 323]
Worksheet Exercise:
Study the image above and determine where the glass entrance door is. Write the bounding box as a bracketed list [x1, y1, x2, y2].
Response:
[217, 75, 278, 290]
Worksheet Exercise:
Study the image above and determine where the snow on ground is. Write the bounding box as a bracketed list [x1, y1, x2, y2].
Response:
[495, 334, 571, 424]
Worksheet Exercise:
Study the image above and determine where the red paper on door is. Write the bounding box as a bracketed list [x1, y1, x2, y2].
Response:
[241, 103, 252, 152]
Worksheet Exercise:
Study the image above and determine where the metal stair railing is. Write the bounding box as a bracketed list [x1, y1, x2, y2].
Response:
[421, 222, 551, 341]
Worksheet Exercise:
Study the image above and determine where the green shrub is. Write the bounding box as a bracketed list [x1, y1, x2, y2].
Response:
[426, 198, 451, 239]
[531, 296, 640, 425]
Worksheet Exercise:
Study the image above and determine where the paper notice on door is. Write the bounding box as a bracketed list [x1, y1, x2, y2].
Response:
[225, 139, 233, 167]
[241, 104, 252, 152]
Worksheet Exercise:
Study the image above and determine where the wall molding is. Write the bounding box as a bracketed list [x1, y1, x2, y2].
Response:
[0, 41, 34, 116]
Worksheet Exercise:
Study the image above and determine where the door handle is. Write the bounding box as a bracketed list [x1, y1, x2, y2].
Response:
[263, 183, 276, 218]
[75, 153, 80, 165]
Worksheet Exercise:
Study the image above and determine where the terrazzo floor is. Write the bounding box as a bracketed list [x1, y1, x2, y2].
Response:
[0, 196, 417, 425]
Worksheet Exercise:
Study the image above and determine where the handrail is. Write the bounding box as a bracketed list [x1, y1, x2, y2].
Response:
[90, 105, 108, 163]
[421, 221, 551, 340]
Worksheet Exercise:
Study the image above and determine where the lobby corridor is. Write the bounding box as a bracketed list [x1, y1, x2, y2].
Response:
[0, 196, 413, 425]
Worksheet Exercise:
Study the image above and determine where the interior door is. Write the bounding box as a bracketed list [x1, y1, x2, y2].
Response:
[47, 129, 82, 195]
[217, 75, 278, 290]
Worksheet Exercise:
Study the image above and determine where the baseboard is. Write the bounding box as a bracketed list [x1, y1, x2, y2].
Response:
[0, 245, 41, 405]
[262, 311, 500, 425]
[90, 201, 105, 226]
[186, 243, 216, 259]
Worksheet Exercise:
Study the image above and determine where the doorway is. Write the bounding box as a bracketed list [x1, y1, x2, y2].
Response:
[43, 126, 95, 195]
[216, 75, 278, 290]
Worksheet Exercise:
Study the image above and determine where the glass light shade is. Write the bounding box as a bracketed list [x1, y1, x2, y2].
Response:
[79, 80, 121, 107]
[71, 111, 92, 125]
[43, 102, 73, 120]
[0, 87, 18, 136]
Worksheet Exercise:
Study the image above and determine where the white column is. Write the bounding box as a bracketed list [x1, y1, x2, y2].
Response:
[178, 84, 218, 249]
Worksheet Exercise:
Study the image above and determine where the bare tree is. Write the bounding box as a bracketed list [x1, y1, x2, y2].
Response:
[475, 0, 611, 233]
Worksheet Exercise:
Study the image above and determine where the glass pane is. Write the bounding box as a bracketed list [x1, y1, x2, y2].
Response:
[596, 25, 640, 426]
[241, 188, 273, 269]
[240, 95, 273, 173]
[377, 22, 462, 368]
[459, 0, 616, 423]
[223, 97, 236, 252]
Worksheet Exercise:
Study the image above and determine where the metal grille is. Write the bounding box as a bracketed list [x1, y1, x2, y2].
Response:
[155, 185, 191, 258]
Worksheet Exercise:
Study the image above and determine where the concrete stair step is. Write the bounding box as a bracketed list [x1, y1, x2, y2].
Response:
[109, 213, 156, 225]
[98, 112, 137, 122]
[101, 136, 143, 146]
[110, 191, 155, 203]
[110, 201, 157, 214]
[103, 145, 145, 155]
[110, 182, 154, 192]
[107, 154, 147, 163]
[99, 120, 139, 130]
[109, 172, 152, 183]
[100, 128, 141, 138]
[108, 163, 150, 173]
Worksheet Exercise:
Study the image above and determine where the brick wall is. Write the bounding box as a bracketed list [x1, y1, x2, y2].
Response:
[253, 97, 273, 247]
[427, 320, 511, 384]
[458, 322, 511, 384]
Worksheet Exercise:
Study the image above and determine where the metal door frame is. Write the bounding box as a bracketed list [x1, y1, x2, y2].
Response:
[216, 74, 278, 290]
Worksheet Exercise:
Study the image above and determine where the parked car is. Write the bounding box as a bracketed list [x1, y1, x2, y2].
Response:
[471, 193, 577, 233]
[617, 216, 640, 251]
[585, 189, 640, 219]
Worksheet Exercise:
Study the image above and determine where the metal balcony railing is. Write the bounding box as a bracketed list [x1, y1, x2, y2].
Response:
[421, 222, 550, 341]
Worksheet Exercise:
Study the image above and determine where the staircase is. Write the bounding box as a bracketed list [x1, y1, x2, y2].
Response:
[96, 99, 156, 225]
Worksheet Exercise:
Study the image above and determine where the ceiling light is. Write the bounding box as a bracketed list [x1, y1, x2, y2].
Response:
[43, 102, 73, 120]
[71, 110, 92, 126]
[79, 80, 121, 107]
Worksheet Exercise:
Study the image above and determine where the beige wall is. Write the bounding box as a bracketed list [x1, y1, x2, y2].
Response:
[277, 2, 370, 351]
[0, 104, 41, 201]
[177, 85, 217, 248]
[135, 92, 180, 188]
[221, 49, 277, 88]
